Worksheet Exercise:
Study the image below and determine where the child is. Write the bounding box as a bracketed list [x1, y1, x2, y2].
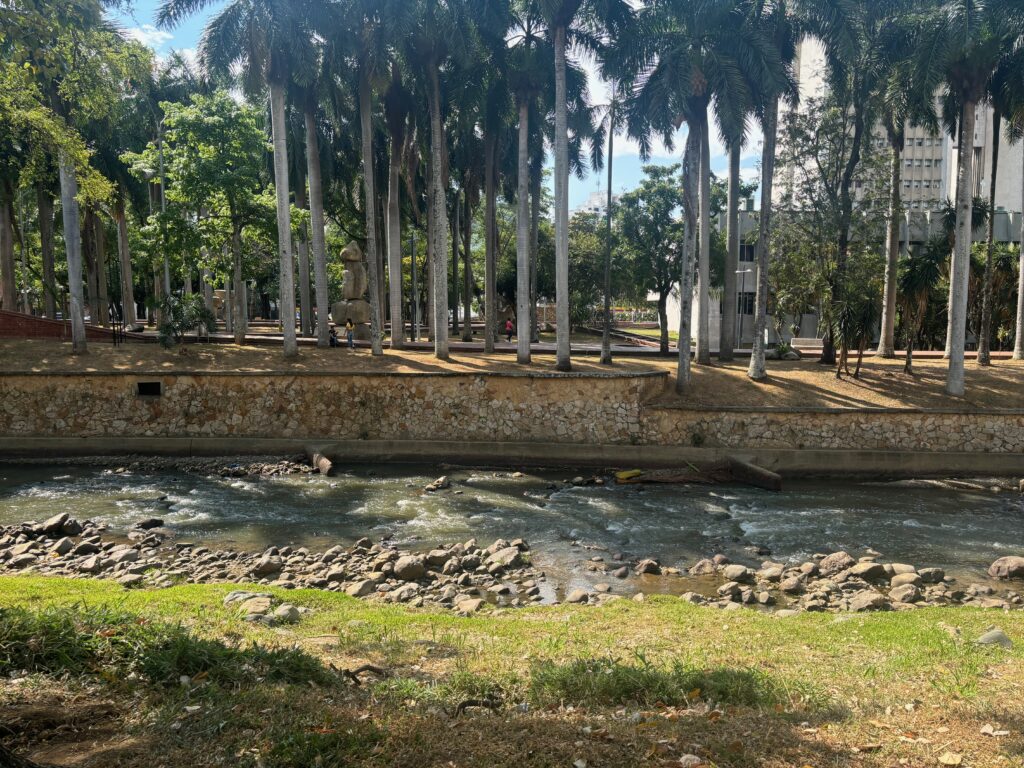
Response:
[329, 326, 339, 347]
[505, 318, 514, 343]
[345, 318, 355, 348]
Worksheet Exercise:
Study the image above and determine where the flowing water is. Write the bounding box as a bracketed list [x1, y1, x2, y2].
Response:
[1, 463, 1021, 594]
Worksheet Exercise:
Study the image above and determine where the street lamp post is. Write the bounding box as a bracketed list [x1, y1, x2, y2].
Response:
[736, 268, 752, 349]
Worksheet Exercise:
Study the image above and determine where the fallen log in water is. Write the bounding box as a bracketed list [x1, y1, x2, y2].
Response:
[615, 457, 782, 492]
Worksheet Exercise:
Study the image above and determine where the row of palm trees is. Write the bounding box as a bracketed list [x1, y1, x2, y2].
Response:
[7, 0, 1024, 398]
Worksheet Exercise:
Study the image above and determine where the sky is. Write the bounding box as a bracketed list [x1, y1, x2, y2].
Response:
[113, 1, 763, 210]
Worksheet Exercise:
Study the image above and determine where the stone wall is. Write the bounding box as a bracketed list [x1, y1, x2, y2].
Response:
[2, 371, 1024, 454]
[0, 372, 663, 445]
[643, 407, 1024, 453]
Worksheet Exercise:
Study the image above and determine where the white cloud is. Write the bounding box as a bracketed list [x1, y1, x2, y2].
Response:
[126, 24, 173, 50]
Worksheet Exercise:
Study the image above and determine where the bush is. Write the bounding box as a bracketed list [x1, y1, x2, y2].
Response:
[153, 294, 217, 347]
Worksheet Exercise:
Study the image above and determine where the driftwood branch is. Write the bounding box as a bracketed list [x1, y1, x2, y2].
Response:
[453, 699, 501, 718]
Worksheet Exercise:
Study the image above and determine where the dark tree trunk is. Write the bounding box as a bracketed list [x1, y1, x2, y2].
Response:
[37, 184, 56, 318]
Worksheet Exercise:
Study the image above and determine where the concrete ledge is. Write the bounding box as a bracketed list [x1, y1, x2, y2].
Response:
[0, 369, 669, 381]
[1, 437, 1021, 478]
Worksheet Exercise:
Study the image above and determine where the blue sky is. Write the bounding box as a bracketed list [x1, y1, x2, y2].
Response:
[113, 1, 761, 209]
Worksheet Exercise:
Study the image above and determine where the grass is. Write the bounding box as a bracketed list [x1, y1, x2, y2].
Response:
[2, 576, 1023, 767]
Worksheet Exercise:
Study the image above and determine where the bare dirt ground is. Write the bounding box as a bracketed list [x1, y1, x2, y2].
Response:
[2, 339, 1022, 410]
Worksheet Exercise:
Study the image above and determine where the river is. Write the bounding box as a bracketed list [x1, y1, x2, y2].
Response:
[1, 463, 1021, 593]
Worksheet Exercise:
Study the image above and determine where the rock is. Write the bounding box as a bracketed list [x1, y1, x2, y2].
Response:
[988, 556, 1024, 580]
[388, 584, 419, 603]
[717, 581, 741, 598]
[50, 537, 74, 556]
[688, 558, 716, 576]
[134, 518, 164, 530]
[819, 551, 856, 576]
[108, 547, 139, 565]
[780, 576, 805, 594]
[849, 562, 886, 581]
[238, 596, 273, 615]
[635, 558, 661, 575]
[325, 568, 348, 583]
[70, 541, 100, 556]
[252, 555, 282, 575]
[889, 563, 917, 575]
[678, 756, 703, 768]
[118, 574, 144, 587]
[757, 566, 783, 582]
[40, 512, 69, 536]
[594, 583, 611, 593]
[611, 566, 628, 579]
[756, 591, 775, 605]
[346, 579, 377, 598]
[393, 555, 426, 581]
[680, 592, 705, 605]
[918, 567, 945, 584]
[775, 609, 800, 618]
[78, 556, 102, 573]
[61, 519, 83, 536]
[424, 476, 451, 492]
[273, 604, 300, 623]
[425, 549, 451, 567]
[975, 628, 1013, 649]
[486, 547, 523, 570]
[565, 588, 589, 604]
[890, 572, 922, 588]
[848, 591, 889, 612]
[889, 583, 920, 603]
[722, 564, 755, 583]
[456, 597, 484, 614]
[8, 554, 37, 568]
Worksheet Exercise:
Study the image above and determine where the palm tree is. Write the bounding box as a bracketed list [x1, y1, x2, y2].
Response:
[977, 45, 1024, 364]
[913, 0, 1021, 394]
[159, 0, 301, 357]
[877, 16, 938, 359]
[898, 239, 945, 374]
[539, 0, 632, 372]
[384, 63, 412, 349]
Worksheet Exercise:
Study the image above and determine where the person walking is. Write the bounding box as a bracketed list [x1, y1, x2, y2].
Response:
[345, 318, 355, 349]
[505, 318, 514, 343]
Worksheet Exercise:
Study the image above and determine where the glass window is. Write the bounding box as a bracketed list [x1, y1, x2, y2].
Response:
[738, 292, 755, 315]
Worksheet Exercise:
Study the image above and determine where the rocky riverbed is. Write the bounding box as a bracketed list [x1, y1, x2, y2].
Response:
[2, 511, 1023, 617]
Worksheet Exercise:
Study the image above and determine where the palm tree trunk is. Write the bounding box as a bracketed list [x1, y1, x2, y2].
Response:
[601, 89, 615, 366]
[452, 193, 460, 336]
[0, 183, 16, 312]
[94, 209, 109, 325]
[658, 291, 669, 354]
[1014, 148, 1024, 360]
[358, 70, 385, 356]
[530, 159, 540, 343]
[748, 98, 778, 381]
[37, 184, 56, 319]
[411, 229, 419, 340]
[427, 64, 450, 360]
[304, 108, 330, 348]
[978, 108, 1000, 366]
[946, 100, 976, 396]
[696, 109, 711, 365]
[294, 179, 312, 338]
[231, 220, 246, 345]
[114, 188, 137, 328]
[516, 99, 532, 364]
[57, 151, 87, 354]
[553, 23, 572, 371]
[677, 128, 699, 392]
[484, 130, 497, 352]
[462, 191, 473, 341]
[720, 142, 740, 361]
[269, 79, 298, 357]
[878, 136, 902, 358]
[387, 128, 405, 349]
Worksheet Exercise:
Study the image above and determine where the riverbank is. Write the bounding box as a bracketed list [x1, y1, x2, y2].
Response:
[1, 576, 1022, 768]
[3, 508, 1022, 614]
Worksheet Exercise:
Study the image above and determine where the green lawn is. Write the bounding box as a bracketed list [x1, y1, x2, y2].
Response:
[1, 576, 1021, 768]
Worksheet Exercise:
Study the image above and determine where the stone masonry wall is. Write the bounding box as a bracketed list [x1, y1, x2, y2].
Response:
[2, 372, 1023, 453]
[643, 408, 1024, 453]
[0, 373, 662, 445]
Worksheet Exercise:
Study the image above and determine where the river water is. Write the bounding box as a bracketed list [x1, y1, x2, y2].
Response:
[1, 464, 1021, 593]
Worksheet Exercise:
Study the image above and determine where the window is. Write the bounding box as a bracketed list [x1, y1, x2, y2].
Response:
[935, 159, 942, 167]
[903, 181, 912, 189]
[739, 243, 755, 262]
[925, 158, 932, 167]
[913, 180, 921, 189]
[737, 292, 755, 315]
[905, 158, 913, 167]
[915, 159, 923, 167]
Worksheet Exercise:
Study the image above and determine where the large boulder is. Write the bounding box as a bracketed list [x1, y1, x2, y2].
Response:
[819, 551, 856, 576]
[341, 263, 368, 300]
[331, 299, 370, 325]
[40, 513, 70, 536]
[393, 555, 426, 581]
[486, 547, 523, 570]
[988, 556, 1024, 580]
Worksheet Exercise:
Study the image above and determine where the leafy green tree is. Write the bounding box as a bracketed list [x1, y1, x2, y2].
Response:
[616, 164, 685, 353]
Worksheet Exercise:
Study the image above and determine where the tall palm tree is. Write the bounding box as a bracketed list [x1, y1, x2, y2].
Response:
[539, 0, 632, 372]
[159, 0, 302, 357]
[384, 63, 413, 349]
[977, 45, 1024, 364]
[877, 12, 938, 359]
[914, 0, 1021, 395]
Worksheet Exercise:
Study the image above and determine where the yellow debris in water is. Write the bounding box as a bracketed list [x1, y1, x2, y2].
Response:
[615, 469, 644, 481]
